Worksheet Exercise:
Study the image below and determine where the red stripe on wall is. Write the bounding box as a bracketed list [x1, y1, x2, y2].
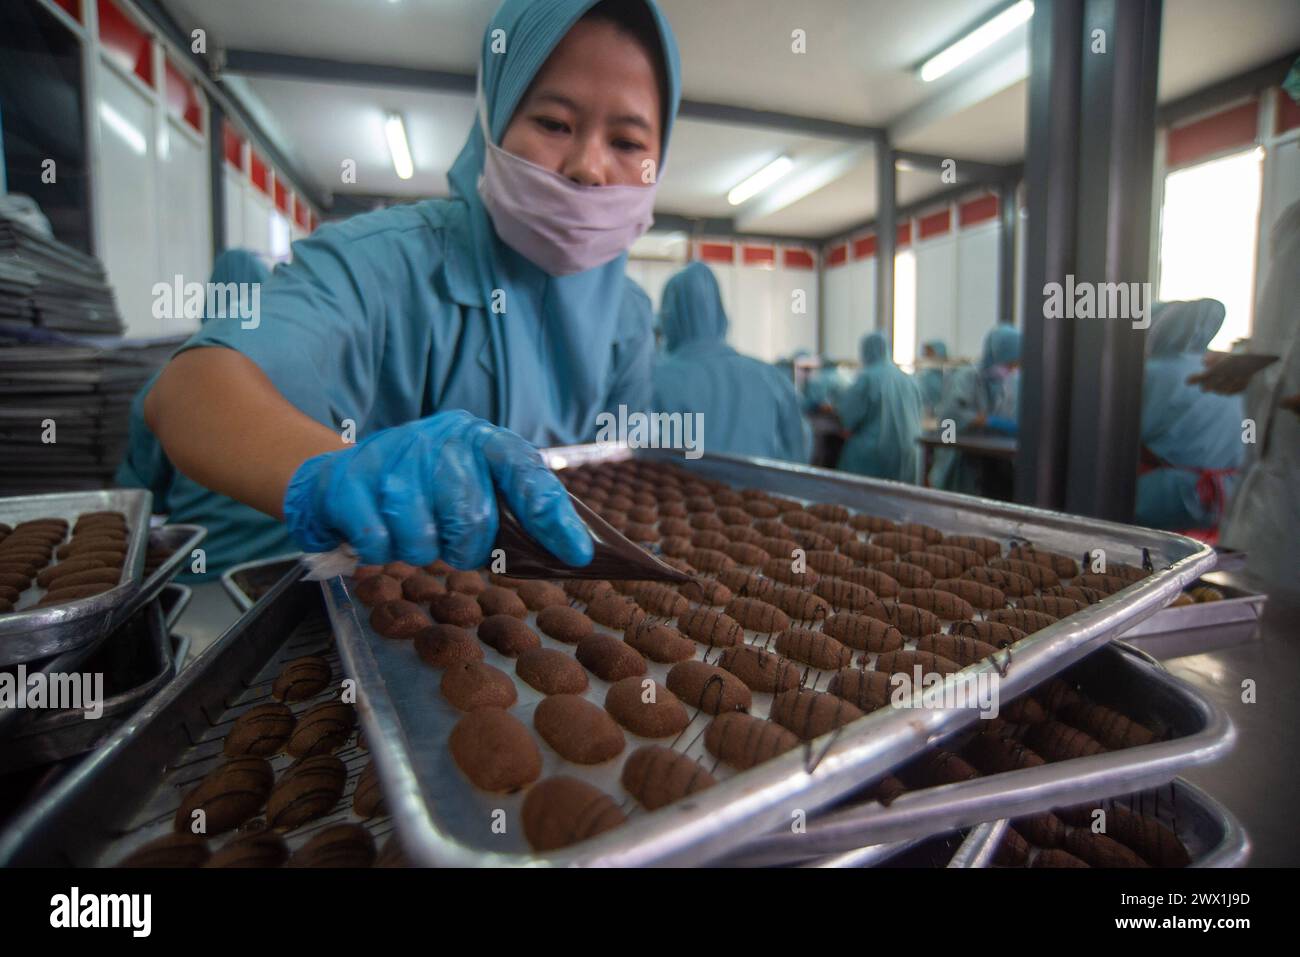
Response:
[1277, 89, 1300, 135]
[958, 193, 1000, 227]
[274, 180, 289, 214]
[250, 152, 269, 194]
[310, 212, 319, 233]
[53, 0, 80, 22]
[742, 245, 775, 266]
[852, 234, 876, 259]
[223, 122, 244, 170]
[827, 243, 848, 267]
[697, 242, 734, 264]
[896, 222, 912, 247]
[98, 0, 153, 86]
[294, 196, 309, 229]
[1166, 99, 1259, 168]
[919, 209, 951, 239]
[783, 248, 815, 270]
[163, 59, 202, 132]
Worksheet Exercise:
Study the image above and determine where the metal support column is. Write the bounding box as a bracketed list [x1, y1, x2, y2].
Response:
[997, 181, 1017, 324]
[874, 137, 896, 340]
[208, 100, 227, 258]
[1064, 0, 1162, 520]
[1015, 0, 1084, 510]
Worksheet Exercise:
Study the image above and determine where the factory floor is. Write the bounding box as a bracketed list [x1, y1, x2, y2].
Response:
[168, 568, 1299, 867]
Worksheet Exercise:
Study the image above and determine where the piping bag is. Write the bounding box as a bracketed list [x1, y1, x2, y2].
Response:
[301, 492, 695, 586]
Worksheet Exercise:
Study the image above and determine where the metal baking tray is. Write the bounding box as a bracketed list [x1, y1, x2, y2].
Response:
[1119, 579, 1265, 655]
[160, 583, 193, 672]
[0, 490, 152, 666]
[0, 572, 396, 867]
[950, 778, 1249, 868]
[331, 446, 1215, 867]
[0, 600, 173, 773]
[221, 554, 303, 612]
[712, 640, 1233, 864]
[0, 524, 205, 742]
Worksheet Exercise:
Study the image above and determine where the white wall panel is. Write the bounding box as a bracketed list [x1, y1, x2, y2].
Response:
[732, 263, 775, 360]
[772, 264, 819, 359]
[224, 168, 245, 256]
[915, 234, 958, 359]
[242, 191, 274, 259]
[955, 221, 1000, 358]
[158, 118, 211, 336]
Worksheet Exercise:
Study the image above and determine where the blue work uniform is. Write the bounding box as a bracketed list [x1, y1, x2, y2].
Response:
[834, 331, 923, 482]
[928, 326, 1021, 491]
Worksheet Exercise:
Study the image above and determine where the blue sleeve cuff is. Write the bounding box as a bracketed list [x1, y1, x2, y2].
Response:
[986, 415, 1018, 435]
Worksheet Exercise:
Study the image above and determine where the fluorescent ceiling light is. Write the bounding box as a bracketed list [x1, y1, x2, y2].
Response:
[99, 102, 146, 156]
[385, 112, 414, 180]
[919, 0, 1034, 83]
[894, 158, 917, 172]
[727, 156, 794, 206]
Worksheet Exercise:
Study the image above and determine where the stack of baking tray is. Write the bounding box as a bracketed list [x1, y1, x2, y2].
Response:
[312, 447, 1218, 866]
[0, 213, 123, 336]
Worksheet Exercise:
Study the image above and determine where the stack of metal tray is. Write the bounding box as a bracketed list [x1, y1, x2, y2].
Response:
[221, 554, 303, 612]
[325, 447, 1216, 866]
[1119, 578, 1266, 659]
[0, 574, 394, 867]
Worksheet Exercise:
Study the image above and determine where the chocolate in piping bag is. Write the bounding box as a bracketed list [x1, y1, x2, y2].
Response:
[492, 492, 694, 585]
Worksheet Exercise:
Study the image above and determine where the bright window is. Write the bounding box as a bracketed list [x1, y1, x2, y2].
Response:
[1157, 148, 1264, 351]
[893, 250, 917, 370]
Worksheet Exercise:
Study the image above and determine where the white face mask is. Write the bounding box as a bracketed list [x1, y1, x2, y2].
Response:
[475, 83, 659, 276]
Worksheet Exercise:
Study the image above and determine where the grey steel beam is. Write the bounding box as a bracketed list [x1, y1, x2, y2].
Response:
[208, 99, 226, 255]
[997, 180, 1016, 324]
[1157, 49, 1298, 128]
[1014, 0, 1083, 511]
[894, 150, 1021, 186]
[875, 141, 896, 340]
[1063, 0, 1161, 521]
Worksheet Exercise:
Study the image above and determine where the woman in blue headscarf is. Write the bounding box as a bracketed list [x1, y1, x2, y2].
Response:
[141, 0, 680, 572]
[917, 339, 948, 413]
[928, 325, 1021, 492]
[833, 331, 923, 481]
[1135, 299, 1244, 532]
[651, 262, 810, 462]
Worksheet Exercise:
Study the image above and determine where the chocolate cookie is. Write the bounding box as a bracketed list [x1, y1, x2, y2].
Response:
[448, 708, 542, 792]
[575, 633, 646, 682]
[414, 624, 484, 668]
[666, 660, 752, 715]
[352, 761, 386, 818]
[224, 702, 296, 757]
[382, 561, 421, 581]
[43, 567, 121, 590]
[354, 573, 403, 606]
[175, 757, 274, 835]
[537, 605, 593, 644]
[35, 556, 115, 589]
[478, 585, 528, 619]
[202, 830, 288, 868]
[704, 712, 800, 770]
[266, 755, 347, 828]
[604, 677, 689, 737]
[286, 702, 355, 757]
[821, 612, 904, 653]
[774, 627, 852, 671]
[370, 599, 432, 638]
[621, 746, 717, 811]
[429, 591, 484, 628]
[716, 645, 801, 694]
[290, 823, 377, 868]
[119, 833, 210, 868]
[37, 583, 113, 605]
[533, 694, 625, 764]
[441, 660, 518, 711]
[477, 614, 541, 656]
[826, 668, 894, 712]
[516, 579, 568, 611]
[769, 689, 864, 739]
[515, 647, 589, 695]
[521, 776, 626, 852]
[623, 621, 696, 663]
[401, 573, 446, 603]
[585, 593, 646, 630]
[271, 656, 331, 701]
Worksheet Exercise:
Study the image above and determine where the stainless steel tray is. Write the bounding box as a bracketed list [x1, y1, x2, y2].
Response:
[0, 600, 173, 773]
[0, 490, 152, 666]
[221, 554, 303, 612]
[952, 778, 1249, 868]
[332, 446, 1216, 867]
[0, 573, 394, 866]
[0, 524, 206, 742]
[1119, 580, 1265, 647]
[713, 641, 1233, 864]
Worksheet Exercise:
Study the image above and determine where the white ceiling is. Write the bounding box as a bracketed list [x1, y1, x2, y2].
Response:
[160, 0, 1300, 238]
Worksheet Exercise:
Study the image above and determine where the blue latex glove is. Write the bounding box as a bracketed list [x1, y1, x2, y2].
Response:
[283, 410, 593, 569]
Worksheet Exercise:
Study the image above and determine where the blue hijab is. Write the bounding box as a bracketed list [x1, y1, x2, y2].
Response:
[446, 0, 681, 443]
[660, 261, 728, 351]
[835, 331, 924, 481]
[1147, 299, 1224, 357]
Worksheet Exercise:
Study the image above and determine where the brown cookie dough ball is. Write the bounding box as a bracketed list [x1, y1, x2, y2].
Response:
[666, 660, 752, 715]
[584, 593, 645, 630]
[401, 573, 446, 603]
[521, 776, 626, 852]
[621, 746, 717, 810]
[604, 677, 689, 738]
[716, 645, 801, 694]
[516, 579, 568, 611]
[533, 694, 625, 764]
[352, 761, 386, 818]
[271, 656, 331, 701]
[354, 573, 403, 606]
[446, 570, 487, 594]
[429, 591, 483, 628]
[37, 583, 114, 605]
[266, 755, 347, 829]
[704, 712, 800, 770]
[414, 624, 484, 668]
[382, 561, 421, 581]
[575, 633, 647, 682]
[370, 599, 432, 638]
[286, 702, 356, 758]
[537, 605, 593, 644]
[119, 833, 210, 868]
[175, 757, 275, 835]
[477, 614, 541, 656]
[448, 708, 542, 792]
[224, 702, 296, 757]
[515, 647, 589, 695]
[623, 621, 696, 663]
[477, 585, 528, 619]
[202, 830, 288, 868]
[441, 660, 519, 711]
[769, 689, 865, 740]
[289, 823, 376, 868]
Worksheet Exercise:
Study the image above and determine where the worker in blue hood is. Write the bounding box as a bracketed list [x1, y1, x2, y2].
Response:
[138, 0, 681, 573]
[928, 325, 1021, 492]
[833, 331, 923, 481]
[652, 262, 810, 462]
[917, 339, 948, 413]
[1136, 299, 1244, 532]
